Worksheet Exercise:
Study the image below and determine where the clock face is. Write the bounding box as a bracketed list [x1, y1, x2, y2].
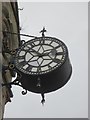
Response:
[14, 37, 68, 75]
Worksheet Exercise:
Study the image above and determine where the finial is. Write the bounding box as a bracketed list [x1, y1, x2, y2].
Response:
[40, 27, 47, 37]
[41, 93, 45, 105]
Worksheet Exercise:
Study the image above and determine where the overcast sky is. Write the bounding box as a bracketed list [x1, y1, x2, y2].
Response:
[4, 2, 88, 118]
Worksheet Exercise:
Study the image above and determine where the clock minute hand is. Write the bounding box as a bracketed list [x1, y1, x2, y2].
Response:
[31, 49, 41, 56]
[41, 52, 50, 56]
[41, 49, 56, 56]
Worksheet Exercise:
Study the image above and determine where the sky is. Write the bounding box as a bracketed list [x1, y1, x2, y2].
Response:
[4, 2, 88, 118]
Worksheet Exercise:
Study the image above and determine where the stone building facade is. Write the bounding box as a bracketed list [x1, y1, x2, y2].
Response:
[0, 1, 20, 119]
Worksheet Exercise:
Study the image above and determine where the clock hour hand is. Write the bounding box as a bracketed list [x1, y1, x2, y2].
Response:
[41, 50, 64, 57]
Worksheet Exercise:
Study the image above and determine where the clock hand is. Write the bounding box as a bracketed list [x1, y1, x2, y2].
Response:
[31, 49, 42, 56]
[41, 53, 49, 56]
[41, 49, 56, 56]
[31, 48, 64, 57]
[23, 49, 40, 56]
[41, 51, 64, 57]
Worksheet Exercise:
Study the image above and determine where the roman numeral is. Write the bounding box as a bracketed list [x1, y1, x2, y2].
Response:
[56, 52, 64, 55]
[53, 58, 60, 64]
[18, 55, 25, 59]
[55, 45, 60, 49]
[37, 67, 41, 72]
[40, 39, 45, 44]
[48, 65, 52, 69]
[30, 42, 35, 47]
[26, 65, 32, 71]
[19, 61, 26, 67]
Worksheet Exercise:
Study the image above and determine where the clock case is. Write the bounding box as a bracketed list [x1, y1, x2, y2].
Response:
[14, 37, 72, 94]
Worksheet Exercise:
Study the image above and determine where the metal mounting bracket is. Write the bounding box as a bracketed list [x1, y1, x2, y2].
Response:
[2, 79, 27, 95]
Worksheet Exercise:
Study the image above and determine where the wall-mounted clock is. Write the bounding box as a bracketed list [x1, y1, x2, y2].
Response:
[2, 27, 72, 104]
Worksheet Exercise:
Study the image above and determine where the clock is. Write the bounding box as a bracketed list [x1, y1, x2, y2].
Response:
[15, 37, 67, 75]
[14, 36, 72, 94]
[2, 28, 72, 104]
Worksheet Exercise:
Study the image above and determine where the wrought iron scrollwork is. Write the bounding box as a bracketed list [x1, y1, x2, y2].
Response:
[22, 89, 27, 95]
[2, 63, 28, 96]
[2, 77, 28, 96]
[20, 40, 25, 45]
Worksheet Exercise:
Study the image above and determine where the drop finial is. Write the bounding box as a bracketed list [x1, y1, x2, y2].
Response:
[41, 93, 45, 105]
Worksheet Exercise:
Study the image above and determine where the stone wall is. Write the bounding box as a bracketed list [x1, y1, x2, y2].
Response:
[0, 1, 20, 119]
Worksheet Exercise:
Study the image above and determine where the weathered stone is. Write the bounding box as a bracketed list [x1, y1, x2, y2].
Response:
[0, 2, 20, 119]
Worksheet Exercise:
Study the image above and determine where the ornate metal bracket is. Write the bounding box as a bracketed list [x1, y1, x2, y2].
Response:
[2, 79, 27, 95]
[2, 64, 46, 104]
[2, 61, 28, 96]
[2, 30, 38, 38]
